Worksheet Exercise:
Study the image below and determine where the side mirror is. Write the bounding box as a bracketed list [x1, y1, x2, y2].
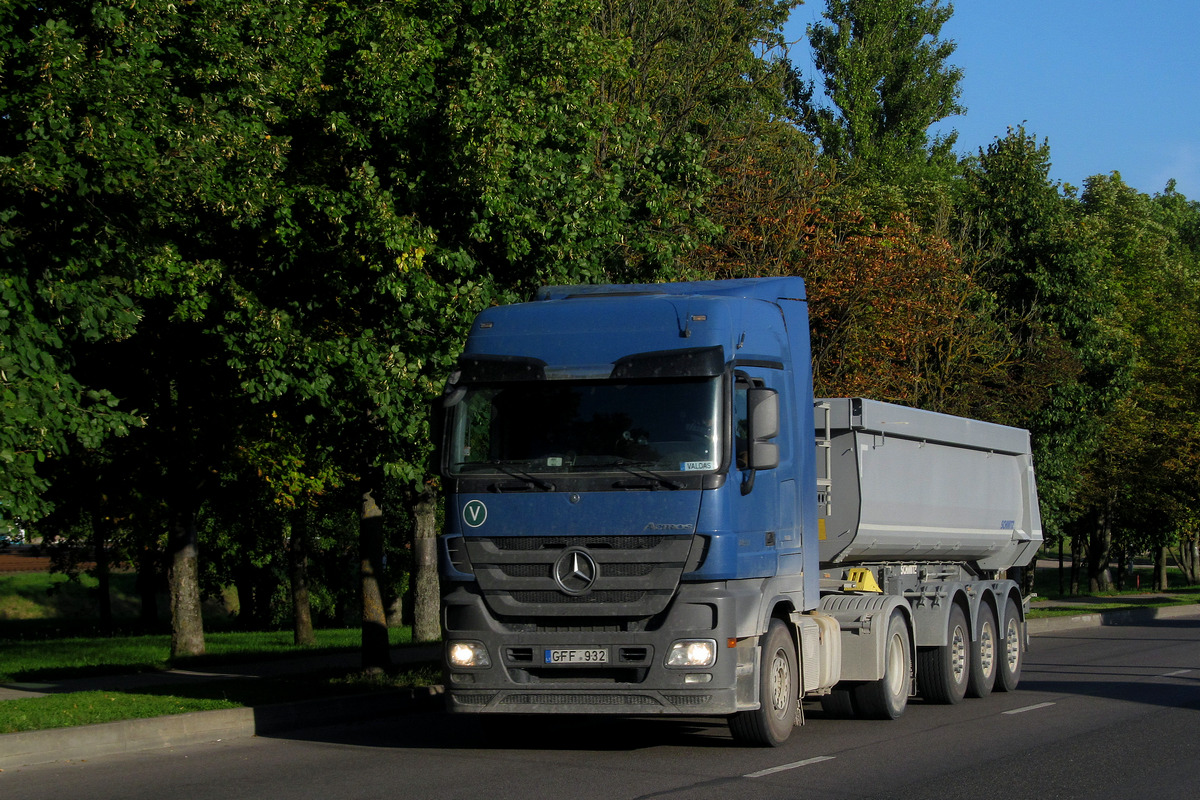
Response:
[746, 388, 779, 471]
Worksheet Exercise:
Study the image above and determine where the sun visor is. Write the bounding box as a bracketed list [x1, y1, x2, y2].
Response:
[610, 345, 725, 379]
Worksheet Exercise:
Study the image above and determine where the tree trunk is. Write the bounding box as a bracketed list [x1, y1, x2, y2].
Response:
[1172, 536, 1199, 585]
[168, 506, 205, 658]
[91, 510, 113, 634]
[137, 542, 159, 628]
[1087, 499, 1113, 593]
[288, 512, 316, 646]
[234, 557, 276, 629]
[412, 486, 440, 643]
[233, 562, 258, 629]
[360, 485, 391, 672]
[1069, 534, 1081, 595]
[1057, 538, 1065, 596]
[1155, 545, 1169, 591]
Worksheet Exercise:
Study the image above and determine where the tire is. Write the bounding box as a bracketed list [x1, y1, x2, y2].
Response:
[996, 596, 1024, 692]
[967, 603, 998, 698]
[819, 688, 856, 718]
[852, 610, 911, 719]
[917, 604, 970, 704]
[729, 619, 797, 746]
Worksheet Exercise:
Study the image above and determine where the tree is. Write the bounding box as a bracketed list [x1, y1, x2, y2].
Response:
[3, 0, 743, 658]
[795, 0, 964, 180]
[1, 0, 335, 654]
[957, 129, 1130, 574]
[1077, 175, 1200, 590]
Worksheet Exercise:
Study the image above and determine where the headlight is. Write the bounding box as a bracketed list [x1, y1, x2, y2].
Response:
[665, 639, 716, 668]
[447, 641, 491, 668]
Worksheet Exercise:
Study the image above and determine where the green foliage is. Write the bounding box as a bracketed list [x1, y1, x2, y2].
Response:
[956, 129, 1126, 542]
[1, 0, 1198, 619]
[1075, 175, 1200, 563]
[796, 0, 964, 180]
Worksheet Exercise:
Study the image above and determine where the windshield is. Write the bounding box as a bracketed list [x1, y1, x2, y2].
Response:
[447, 377, 724, 475]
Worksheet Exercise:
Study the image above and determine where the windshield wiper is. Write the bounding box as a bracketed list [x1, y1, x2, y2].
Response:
[601, 459, 685, 490]
[453, 461, 555, 491]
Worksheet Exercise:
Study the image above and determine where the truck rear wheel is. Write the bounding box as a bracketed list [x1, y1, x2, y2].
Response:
[967, 603, 998, 698]
[917, 604, 970, 704]
[819, 688, 856, 718]
[996, 596, 1024, 692]
[852, 610, 911, 719]
[729, 619, 797, 747]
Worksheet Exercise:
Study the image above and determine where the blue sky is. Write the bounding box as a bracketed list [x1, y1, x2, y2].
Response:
[782, 1, 1200, 199]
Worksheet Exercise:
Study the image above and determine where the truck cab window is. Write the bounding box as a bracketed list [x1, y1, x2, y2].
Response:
[448, 376, 724, 476]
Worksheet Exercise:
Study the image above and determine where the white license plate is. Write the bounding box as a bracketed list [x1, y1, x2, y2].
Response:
[544, 648, 608, 664]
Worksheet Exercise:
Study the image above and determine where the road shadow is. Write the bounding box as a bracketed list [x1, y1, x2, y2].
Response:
[267, 708, 740, 752]
[1015, 673, 1200, 711]
[1018, 616, 1200, 710]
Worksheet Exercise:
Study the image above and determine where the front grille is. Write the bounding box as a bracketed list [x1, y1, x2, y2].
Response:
[465, 534, 692, 618]
[510, 590, 647, 604]
[500, 693, 662, 707]
[499, 563, 653, 580]
[490, 536, 668, 551]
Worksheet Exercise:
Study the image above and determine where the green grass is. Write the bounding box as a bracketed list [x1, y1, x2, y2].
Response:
[0, 692, 243, 733]
[0, 662, 443, 734]
[1027, 558, 1200, 617]
[0, 570, 443, 734]
[0, 626, 416, 682]
[1027, 592, 1200, 618]
[0, 625, 439, 735]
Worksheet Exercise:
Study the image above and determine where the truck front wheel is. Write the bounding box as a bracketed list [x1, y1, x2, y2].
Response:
[917, 604, 970, 704]
[729, 619, 797, 746]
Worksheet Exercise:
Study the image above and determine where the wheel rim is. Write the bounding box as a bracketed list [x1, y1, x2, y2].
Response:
[1005, 618, 1021, 672]
[770, 649, 791, 716]
[885, 631, 907, 697]
[951, 623, 967, 681]
[979, 621, 996, 677]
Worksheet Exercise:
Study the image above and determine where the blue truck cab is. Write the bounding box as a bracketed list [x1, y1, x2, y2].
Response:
[437, 279, 821, 736]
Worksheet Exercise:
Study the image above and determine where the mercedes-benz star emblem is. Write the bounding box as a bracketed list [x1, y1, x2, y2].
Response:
[553, 548, 598, 596]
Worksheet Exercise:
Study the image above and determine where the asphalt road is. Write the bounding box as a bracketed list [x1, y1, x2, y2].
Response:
[3, 616, 1198, 800]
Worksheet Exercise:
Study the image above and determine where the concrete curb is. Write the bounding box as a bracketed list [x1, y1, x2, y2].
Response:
[1026, 601, 1200, 634]
[4, 606, 1199, 769]
[0, 686, 444, 769]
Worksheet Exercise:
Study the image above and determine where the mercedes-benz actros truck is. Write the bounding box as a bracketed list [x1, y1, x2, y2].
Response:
[436, 278, 1042, 745]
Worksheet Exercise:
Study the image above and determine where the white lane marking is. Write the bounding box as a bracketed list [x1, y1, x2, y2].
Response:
[1003, 702, 1056, 715]
[1162, 669, 1192, 677]
[745, 755, 836, 778]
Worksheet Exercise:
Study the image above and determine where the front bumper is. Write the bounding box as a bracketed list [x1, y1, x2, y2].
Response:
[442, 582, 751, 715]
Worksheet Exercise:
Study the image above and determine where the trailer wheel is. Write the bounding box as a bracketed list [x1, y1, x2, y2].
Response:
[917, 604, 970, 704]
[996, 596, 1024, 692]
[967, 603, 998, 698]
[852, 610, 911, 719]
[729, 619, 797, 747]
